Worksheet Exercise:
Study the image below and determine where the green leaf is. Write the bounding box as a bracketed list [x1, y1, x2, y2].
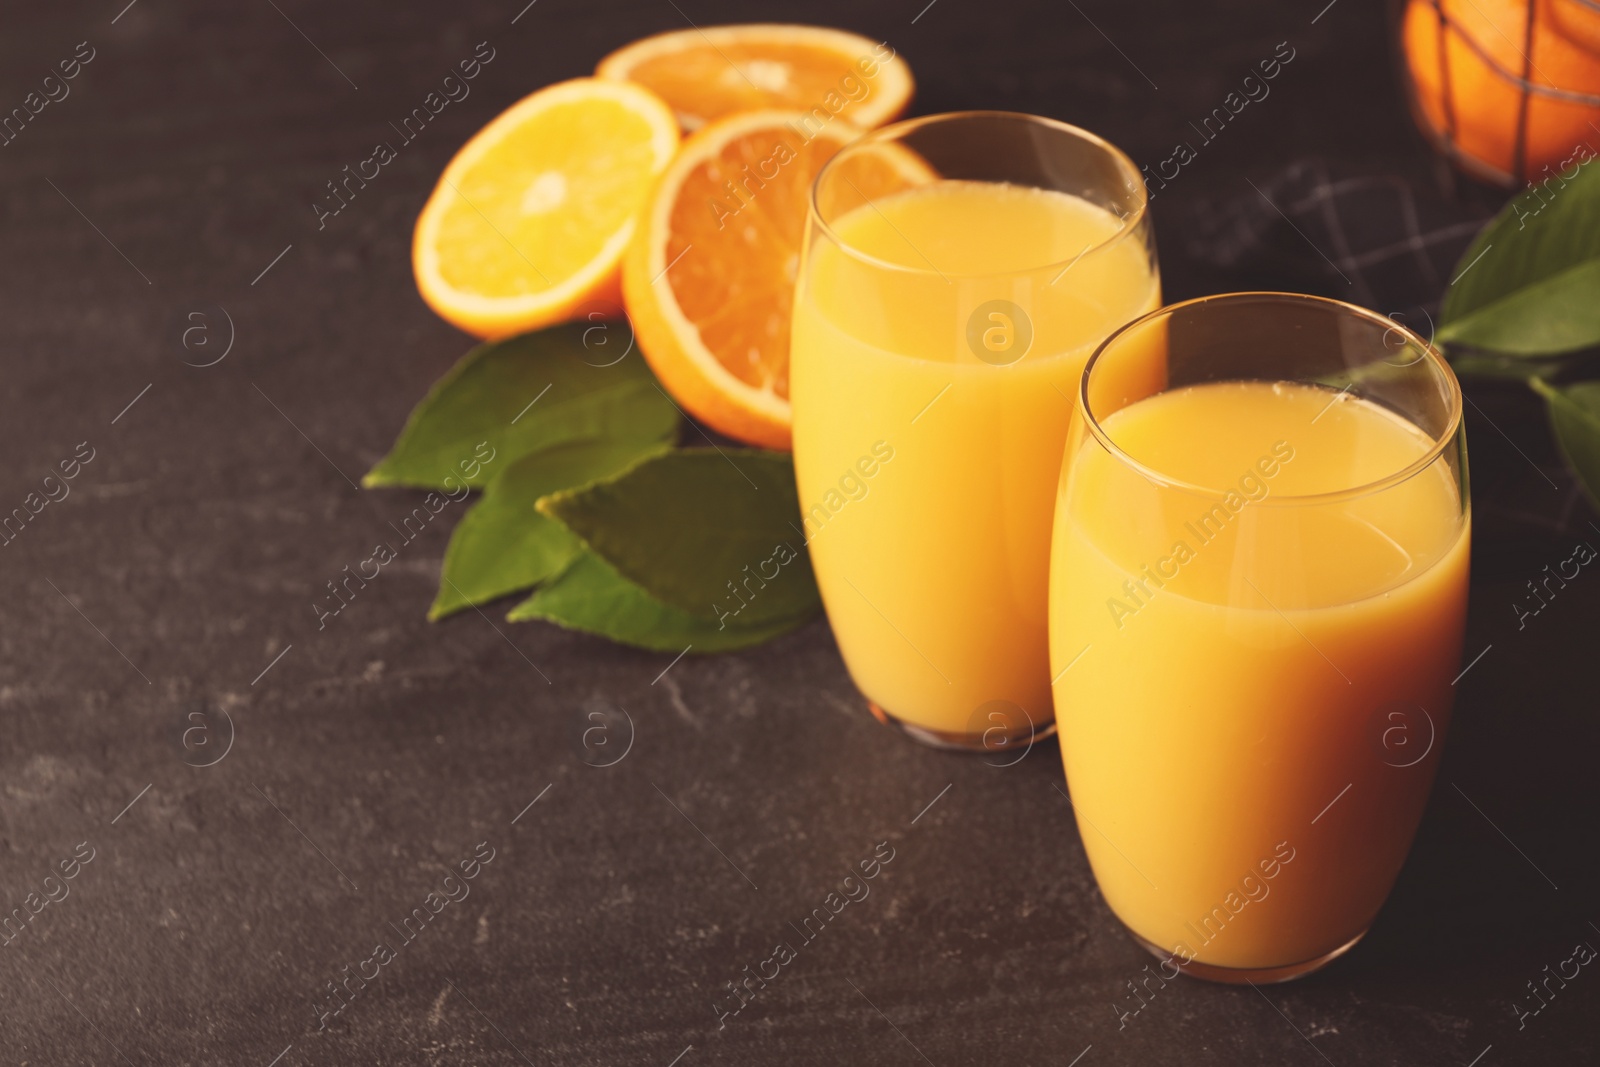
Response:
[364, 323, 679, 489]
[507, 551, 812, 652]
[536, 449, 820, 626]
[429, 439, 670, 620]
[1532, 378, 1600, 508]
[1438, 159, 1600, 356]
[1448, 352, 1576, 382]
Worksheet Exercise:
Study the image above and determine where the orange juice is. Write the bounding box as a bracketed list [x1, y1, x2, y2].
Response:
[791, 180, 1159, 739]
[1051, 380, 1469, 970]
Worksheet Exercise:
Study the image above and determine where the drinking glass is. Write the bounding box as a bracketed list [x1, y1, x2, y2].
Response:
[1051, 293, 1469, 982]
[791, 112, 1159, 750]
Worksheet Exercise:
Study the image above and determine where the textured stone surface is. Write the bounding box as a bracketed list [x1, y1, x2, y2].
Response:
[1, 0, 1594, 1063]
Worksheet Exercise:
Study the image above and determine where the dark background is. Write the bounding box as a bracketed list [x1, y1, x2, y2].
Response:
[2, 0, 1595, 1063]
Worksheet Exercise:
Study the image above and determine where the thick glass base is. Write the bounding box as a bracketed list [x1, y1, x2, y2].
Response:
[867, 700, 1056, 753]
[1131, 927, 1368, 985]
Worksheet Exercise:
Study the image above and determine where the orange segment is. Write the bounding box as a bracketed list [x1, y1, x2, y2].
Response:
[596, 24, 913, 131]
[413, 78, 679, 338]
[622, 110, 935, 449]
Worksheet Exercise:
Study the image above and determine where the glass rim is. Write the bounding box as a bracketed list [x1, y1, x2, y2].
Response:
[1077, 291, 1466, 507]
[807, 109, 1150, 280]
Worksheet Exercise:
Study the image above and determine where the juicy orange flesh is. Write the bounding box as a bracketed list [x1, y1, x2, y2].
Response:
[435, 99, 662, 298]
[627, 41, 886, 125]
[661, 125, 932, 401]
[663, 127, 840, 399]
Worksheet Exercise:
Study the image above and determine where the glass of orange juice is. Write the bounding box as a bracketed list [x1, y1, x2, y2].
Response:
[791, 112, 1159, 751]
[1051, 293, 1470, 982]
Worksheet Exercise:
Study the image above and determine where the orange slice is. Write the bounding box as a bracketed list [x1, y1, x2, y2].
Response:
[596, 24, 913, 131]
[413, 78, 679, 338]
[622, 109, 935, 449]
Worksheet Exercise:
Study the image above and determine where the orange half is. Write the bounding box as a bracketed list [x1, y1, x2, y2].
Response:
[596, 24, 913, 131]
[622, 109, 935, 449]
[413, 78, 679, 338]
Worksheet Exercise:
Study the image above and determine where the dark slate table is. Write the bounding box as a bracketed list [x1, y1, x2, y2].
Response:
[4, 0, 1594, 1063]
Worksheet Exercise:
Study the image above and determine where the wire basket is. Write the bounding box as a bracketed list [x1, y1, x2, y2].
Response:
[1397, 0, 1600, 186]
